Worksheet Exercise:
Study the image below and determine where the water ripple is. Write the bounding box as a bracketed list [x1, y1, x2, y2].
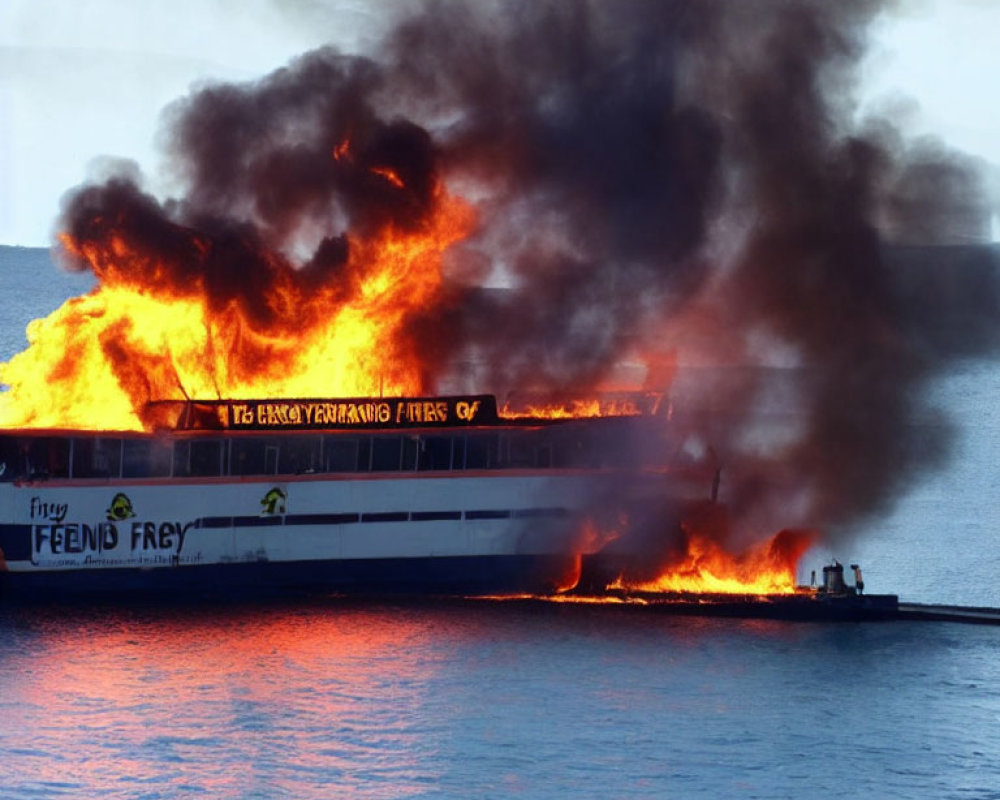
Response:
[0, 602, 998, 799]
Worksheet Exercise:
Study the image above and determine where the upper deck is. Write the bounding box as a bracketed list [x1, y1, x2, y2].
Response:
[0, 394, 681, 485]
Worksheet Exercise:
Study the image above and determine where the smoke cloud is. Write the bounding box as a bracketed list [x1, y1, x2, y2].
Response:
[55, 0, 997, 547]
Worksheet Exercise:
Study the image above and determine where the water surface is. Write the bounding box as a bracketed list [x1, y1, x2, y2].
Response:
[1, 600, 998, 799]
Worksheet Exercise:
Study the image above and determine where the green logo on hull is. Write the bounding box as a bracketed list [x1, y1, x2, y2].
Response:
[261, 487, 286, 515]
[107, 492, 136, 522]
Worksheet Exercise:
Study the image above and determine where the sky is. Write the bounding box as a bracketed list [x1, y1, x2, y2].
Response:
[1, 0, 998, 247]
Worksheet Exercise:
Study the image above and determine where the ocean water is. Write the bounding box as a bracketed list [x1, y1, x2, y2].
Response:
[2, 600, 999, 800]
[0, 246, 998, 799]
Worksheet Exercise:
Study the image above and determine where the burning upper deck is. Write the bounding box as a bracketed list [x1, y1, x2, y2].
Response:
[0, 169, 474, 432]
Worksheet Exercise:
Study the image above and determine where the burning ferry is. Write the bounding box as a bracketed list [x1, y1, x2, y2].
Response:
[0, 393, 722, 598]
[0, 36, 849, 602]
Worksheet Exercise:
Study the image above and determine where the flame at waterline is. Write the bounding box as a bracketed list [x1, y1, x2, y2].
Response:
[610, 528, 817, 596]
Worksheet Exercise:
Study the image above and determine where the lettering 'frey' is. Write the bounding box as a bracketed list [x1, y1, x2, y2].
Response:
[129, 521, 194, 553]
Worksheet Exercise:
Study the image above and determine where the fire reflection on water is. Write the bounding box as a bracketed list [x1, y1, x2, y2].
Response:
[1, 598, 994, 799]
[0, 603, 445, 799]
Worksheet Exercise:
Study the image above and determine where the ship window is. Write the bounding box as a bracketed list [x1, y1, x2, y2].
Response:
[176, 439, 223, 477]
[357, 437, 372, 471]
[418, 436, 452, 471]
[122, 439, 172, 478]
[27, 438, 71, 479]
[451, 437, 467, 470]
[190, 440, 223, 476]
[0, 437, 18, 481]
[553, 436, 593, 469]
[231, 437, 275, 476]
[401, 437, 418, 471]
[172, 441, 190, 477]
[264, 446, 278, 475]
[371, 436, 402, 471]
[3, 437, 72, 480]
[505, 435, 536, 469]
[72, 437, 122, 479]
[279, 436, 321, 474]
[323, 437, 359, 472]
[465, 434, 497, 470]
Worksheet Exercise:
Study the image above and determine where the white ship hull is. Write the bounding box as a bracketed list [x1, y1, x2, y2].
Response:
[0, 471, 626, 597]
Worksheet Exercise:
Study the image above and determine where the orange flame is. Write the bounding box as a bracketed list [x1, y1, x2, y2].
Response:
[612, 528, 817, 595]
[332, 138, 352, 162]
[0, 192, 474, 431]
[369, 166, 405, 189]
[500, 395, 658, 420]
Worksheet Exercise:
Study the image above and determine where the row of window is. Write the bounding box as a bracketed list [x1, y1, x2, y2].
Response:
[193, 507, 570, 528]
[1, 430, 612, 481]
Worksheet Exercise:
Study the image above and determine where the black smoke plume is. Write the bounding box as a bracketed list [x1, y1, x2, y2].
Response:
[55, 0, 997, 546]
